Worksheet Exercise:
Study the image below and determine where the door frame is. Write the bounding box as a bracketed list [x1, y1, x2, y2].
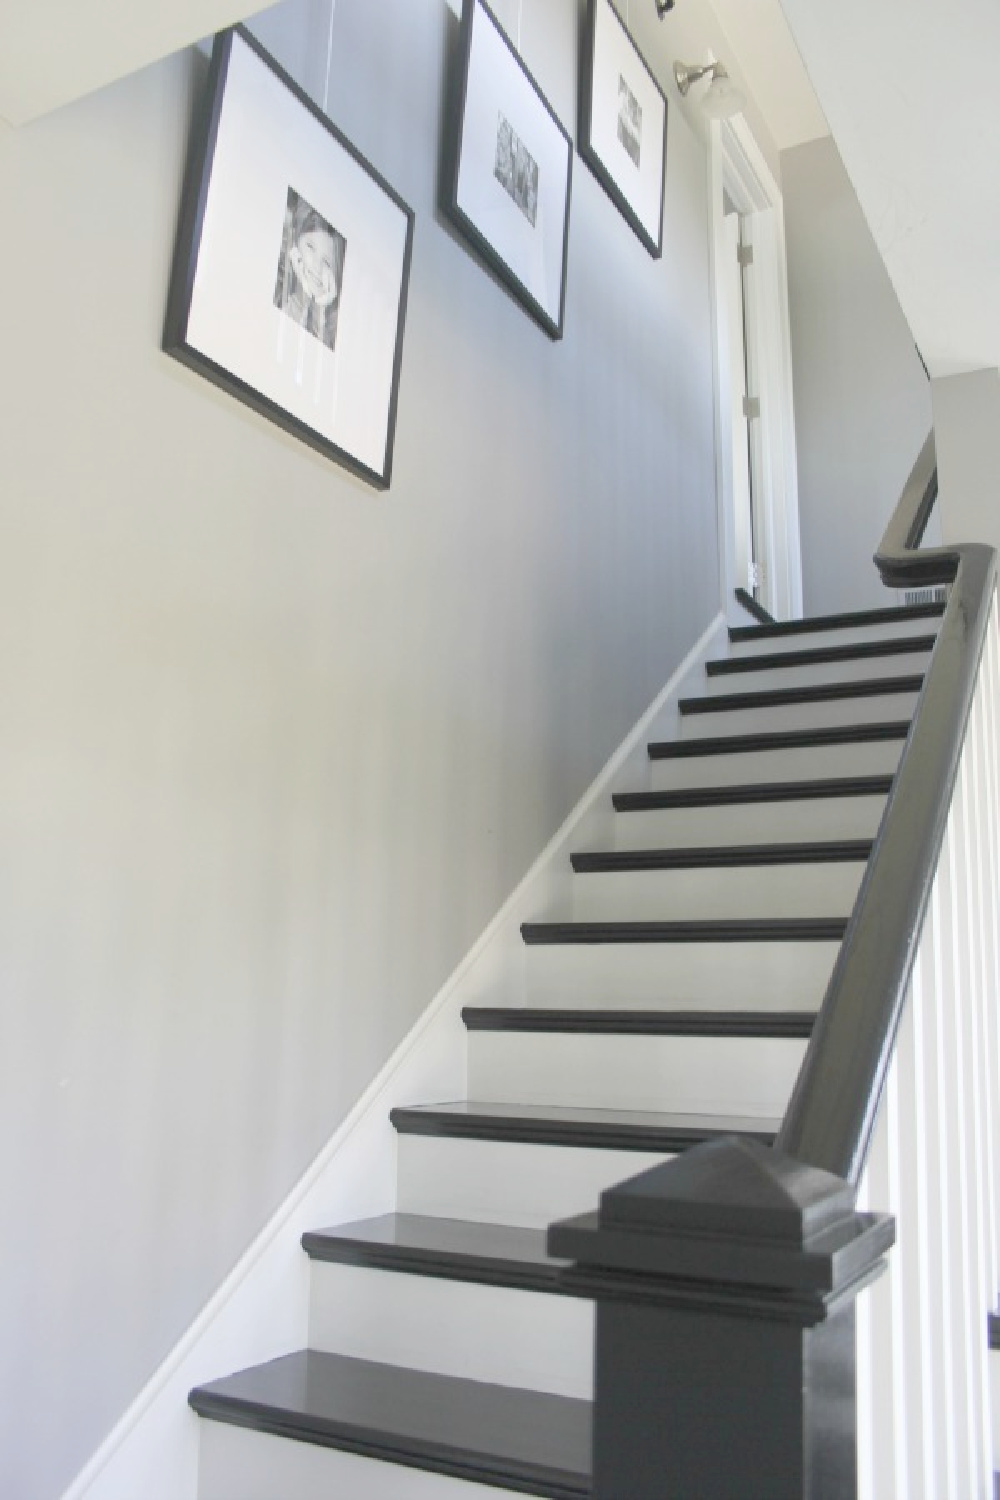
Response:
[708, 114, 803, 621]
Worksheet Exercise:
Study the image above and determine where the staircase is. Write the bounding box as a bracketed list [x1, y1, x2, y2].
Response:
[187, 601, 944, 1499]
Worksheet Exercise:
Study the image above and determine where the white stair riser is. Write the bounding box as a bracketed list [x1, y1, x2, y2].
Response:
[610, 795, 886, 848]
[678, 691, 919, 738]
[728, 618, 939, 657]
[523, 938, 840, 1009]
[308, 1262, 593, 1398]
[700, 651, 930, 695]
[397, 1134, 669, 1227]
[466, 1031, 807, 1117]
[649, 738, 904, 791]
[197, 1421, 532, 1500]
[570, 862, 864, 920]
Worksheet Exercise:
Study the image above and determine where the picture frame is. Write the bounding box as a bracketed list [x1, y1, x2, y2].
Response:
[579, 0, 668, 258]
[446, 0, 573, 340]
[164, 26, 415, 490]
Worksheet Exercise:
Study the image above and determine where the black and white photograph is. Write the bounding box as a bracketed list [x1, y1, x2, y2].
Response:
[616, 74, 642, 169]
[163, 25, 414, 489]
[494, 114, 539, 227]
[580, 0, 668, 257]
[273, 187, 347, 352]
[446, 0, 572, 339]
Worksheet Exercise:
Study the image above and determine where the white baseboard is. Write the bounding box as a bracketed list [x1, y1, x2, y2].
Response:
[62, 612, 725, 1500]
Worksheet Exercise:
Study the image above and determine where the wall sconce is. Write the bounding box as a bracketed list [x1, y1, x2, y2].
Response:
[655, 0, 676, 13]
[673, 59, 745, 119]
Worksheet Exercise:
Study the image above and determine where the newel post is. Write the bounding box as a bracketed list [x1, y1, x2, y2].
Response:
[548, 1137, 894, 1499]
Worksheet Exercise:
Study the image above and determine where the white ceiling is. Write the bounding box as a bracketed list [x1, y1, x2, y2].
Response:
[778, 0, 1000, 379]
[706, 0, 828, 151]
[0, 0, 824, 141]
[0, 0, 266, 125]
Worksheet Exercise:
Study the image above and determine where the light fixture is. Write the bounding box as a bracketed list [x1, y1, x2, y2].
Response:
[673, 59, 745, 119]
[655, 0, 676, 14]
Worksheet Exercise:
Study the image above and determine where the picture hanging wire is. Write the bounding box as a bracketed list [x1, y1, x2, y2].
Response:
[323, 0, 337, 115]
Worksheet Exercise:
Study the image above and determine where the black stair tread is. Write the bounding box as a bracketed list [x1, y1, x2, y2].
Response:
[303, 1212, 575, 1293]
[571, 840, 873, 871]
[648, 721, 911, 759]
[462, 1007, 816, 1037]
[189, 1349, 591, 1500]
[390, 1099, 779, 1152]
[613, 776, 892, 811]
[707, 634, 936, 676]
[729, 601, 944, 642]
[679, 674, 924, 715]
[734, 585, 774, 625]
[521, 918, 846, 944]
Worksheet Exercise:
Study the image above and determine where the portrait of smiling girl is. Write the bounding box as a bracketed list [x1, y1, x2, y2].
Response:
[273, 187, 347, 352]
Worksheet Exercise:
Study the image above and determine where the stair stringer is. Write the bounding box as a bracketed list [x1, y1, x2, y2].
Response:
[60, 612, 728, 1500]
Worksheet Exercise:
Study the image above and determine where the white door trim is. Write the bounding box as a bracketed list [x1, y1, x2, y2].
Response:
[709, 114, 803, 621]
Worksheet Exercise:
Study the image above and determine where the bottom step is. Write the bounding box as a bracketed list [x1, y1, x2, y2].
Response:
[191, 1350, 591, 1500]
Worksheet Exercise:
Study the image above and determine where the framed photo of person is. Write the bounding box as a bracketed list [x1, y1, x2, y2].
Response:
[580, 0, 668, 258]
[164, 26, 415, 490]
[445, 0, 573, 339]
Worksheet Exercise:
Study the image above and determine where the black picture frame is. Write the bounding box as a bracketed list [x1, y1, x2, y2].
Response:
[579, 0, 668, 258]
[445, 0, 573, 340]
[164, 26, 415, 490]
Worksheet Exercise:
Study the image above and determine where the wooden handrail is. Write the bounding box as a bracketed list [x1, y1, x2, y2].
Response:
[776, 434, 997, 1185]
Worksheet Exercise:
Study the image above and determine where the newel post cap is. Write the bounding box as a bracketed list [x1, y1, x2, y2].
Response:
[548, 1136, 894, 1319]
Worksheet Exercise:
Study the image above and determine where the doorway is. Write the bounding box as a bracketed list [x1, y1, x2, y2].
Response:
[709, 117, 802, 622]
[720, 199, 758, 600]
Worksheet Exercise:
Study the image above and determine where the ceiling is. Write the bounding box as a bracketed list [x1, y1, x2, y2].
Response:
[0, 0, 824, 140]
[0, 0, 265, 126]
[3, 0, 992, 380]
[778, 0, 1000, 379]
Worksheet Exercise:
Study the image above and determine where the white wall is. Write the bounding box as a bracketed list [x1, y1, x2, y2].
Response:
[932, 368, 1000, 548]
[782, 136, 934, 614]
[0, 1, 721, 1495]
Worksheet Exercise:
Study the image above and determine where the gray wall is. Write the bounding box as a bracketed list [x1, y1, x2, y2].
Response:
[0, 1, 720, 1494]
[783, 135, 933, 614]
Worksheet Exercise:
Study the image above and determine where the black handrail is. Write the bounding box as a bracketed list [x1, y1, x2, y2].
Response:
[777, 434, 997, 1185]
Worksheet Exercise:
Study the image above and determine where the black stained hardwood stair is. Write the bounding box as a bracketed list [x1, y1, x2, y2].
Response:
[462, 1008, 816, 1037]
[647, 721, 911, 760]
[570, 839, 872, 871]
[612, 777, 891, 811]
[728, 600, 944, 643]
[302, 1213, 575, 1294]
[679, 674, 924, 716]
[388, 1100, 779, 1153]
[190, 1350, 591, 1500]
[705, 634, 936, 676]
[188, 601, 942, 1497]
[519, 917, 847, 944]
